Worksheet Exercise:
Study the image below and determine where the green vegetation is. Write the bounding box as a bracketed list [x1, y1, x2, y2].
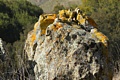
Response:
[79, 0, 120, 72]
[79, 0, 120, 38]
[0, 0, 43, 79]
[0, 0, 43, 43]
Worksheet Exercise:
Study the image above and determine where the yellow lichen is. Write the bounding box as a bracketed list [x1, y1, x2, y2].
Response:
[58, 9, 79, 22]
[49, 22, 63, 31]
[85, 16, 98, 29]
[91, 28, 109, 60]
[30, 33, 36, 46]
[77, 13, 86, 25]
[55, 23, 63, 30]
[77, 13, 98, 29]
[39, 14, 57, 35]
[58, 9, 71, 22]
[91, 28, 108, 47]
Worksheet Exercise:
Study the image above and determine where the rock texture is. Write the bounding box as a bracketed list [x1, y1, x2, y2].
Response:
[0, 38, 5, 61]
[0, 38, 5, 54]
[24, 9, 113, 80]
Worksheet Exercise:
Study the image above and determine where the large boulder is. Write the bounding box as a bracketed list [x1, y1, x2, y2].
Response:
[24, 9, 113, 80]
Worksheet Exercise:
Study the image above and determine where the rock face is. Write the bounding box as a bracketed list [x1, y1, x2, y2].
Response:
[24, 9, 113, 80]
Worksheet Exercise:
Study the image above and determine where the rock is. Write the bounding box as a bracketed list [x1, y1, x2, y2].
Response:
[0, 38, 5, 61]
[24, 8, 113, 80]
[0, 38, 5, 54]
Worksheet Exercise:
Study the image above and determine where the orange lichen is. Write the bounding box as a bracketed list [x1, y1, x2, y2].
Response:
[30, 33, 36, 46]
[85, 16, 98, 29]
[55, 23, 63, 29]
[58, 10, 71, 21]
[39, 14, 57, 35]
[59, 10, 70, 18]
[77, 13, 86, 25]
[59, 9, 80, 22]
[79, 18, 86, 25]
[58, 8, 98, 30]
[77, 13, 98, 29]
[91, 28, 108, 47]
[91, 28, 109, 60]
[41, 29, 46, 35]
[49, 22, 63, 31]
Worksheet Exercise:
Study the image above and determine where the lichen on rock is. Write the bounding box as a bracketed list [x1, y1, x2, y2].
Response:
[24, 8, 113, 80]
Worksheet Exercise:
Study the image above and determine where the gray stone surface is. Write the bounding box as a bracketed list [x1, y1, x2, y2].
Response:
[24, 16, 113, 80]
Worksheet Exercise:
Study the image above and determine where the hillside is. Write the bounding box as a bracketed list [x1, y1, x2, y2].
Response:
[27, 0, 82, 13]
[27, 0, 48, 6]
